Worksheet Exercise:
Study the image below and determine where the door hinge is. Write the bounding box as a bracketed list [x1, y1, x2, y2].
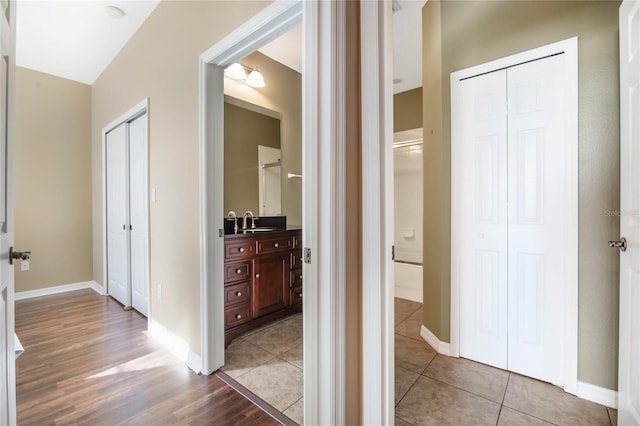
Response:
[304, 247, 311, 264]
[219, 228, 224, 238]
[392, 245, 395, 261]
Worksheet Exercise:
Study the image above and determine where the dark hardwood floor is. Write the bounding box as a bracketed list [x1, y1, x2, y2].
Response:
[15, 289, 279, 425]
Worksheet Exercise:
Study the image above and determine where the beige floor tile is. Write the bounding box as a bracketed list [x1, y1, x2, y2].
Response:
[395, 333, 436, 374]
[396, 366, 420, 405]
[244, 320, 302, 356]
[280, 341, 303, 370]
[423, 355, 509, 403]
[504, 374, 611, 426]
[236, 358, 304, 411]
[282, 313, 303, 333]
[221, 339, 275, 379]
[395, 416, 414, 426]
[498, 407, 553, 425]
[395, 308, 424, 342]
[608, 407, 617, 425]
[395, 298, 422, 323]
[396, 376, 501, 425]
[283, 397, 304, 425]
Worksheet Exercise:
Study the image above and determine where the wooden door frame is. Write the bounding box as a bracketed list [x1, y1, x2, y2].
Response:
[101, 99, 150, 318]
[450, 38, 579, 394]
[198, 0, 349, 423]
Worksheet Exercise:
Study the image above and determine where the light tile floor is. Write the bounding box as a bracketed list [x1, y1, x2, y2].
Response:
[223, 300, 618, 426]
[395, 298, 618, 426]
[222, 314, 304, 425]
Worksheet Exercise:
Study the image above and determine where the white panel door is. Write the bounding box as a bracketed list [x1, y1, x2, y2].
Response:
[455, 69, 509, 369]
[106, 124, 130, 307]
[506, 54, 566, 385]
[618, 1, 640, 423]
[129, 114, 149, 317]
[0, 0, 16, 422]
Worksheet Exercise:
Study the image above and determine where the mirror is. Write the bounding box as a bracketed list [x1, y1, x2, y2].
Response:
[224, 96, 282, 217]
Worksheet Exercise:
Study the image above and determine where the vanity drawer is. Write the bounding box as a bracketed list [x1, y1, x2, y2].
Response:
[225, 240, 254, 260]
[225, 261, 251, 283]
[224, 281, 251, 307]
[256, 236, 292, 255]
[225, 302, 251, 329]
[291, 286, 303, 304]
[290, 270, 303, 288]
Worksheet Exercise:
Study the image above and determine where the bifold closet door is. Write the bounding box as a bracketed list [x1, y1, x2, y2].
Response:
[456, 53, 568, 385]
[506, 54, 566, 385]
[106, 123, 130, 307]
[129, 113, 149, 317]
[456, 69, 509, 370]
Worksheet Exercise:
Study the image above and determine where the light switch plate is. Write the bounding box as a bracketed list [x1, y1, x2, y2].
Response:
[20, 260, 29, 272]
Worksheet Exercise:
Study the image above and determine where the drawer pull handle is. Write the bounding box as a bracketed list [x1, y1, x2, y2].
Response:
[236, 291, 242, 297]
[274, 242, 279, 248]
[238, 247, 244, 253]
[255, 273, 260, 278]
[299, 293, 303, 297]
[235, 314, 242, 319]
[299, 275, 303, 279]
[235, 268, 242, 274]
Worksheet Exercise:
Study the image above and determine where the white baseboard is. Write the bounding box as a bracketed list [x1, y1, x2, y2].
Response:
[15, 280, 104, 300]
[420, 325, 451, 356]
[577, 381, 617, 409]
[148, 320, 202, 374]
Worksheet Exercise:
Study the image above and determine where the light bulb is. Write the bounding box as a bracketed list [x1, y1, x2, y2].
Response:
[246, 70, 266, 88]
[225, 63, 247, 80]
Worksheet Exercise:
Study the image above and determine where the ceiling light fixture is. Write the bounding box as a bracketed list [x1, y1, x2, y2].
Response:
[224, 62, 266, 88]
[106, 5, 126, 19]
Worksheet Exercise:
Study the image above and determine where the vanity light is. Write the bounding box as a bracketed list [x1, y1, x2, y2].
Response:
[246, 69, 266, 88]
[224, 62, 247, 80]
[224, 63, 266, 88]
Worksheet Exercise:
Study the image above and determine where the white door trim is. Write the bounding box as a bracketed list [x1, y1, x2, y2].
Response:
[360, 1, 395, 424]
[450, 37, 578, 394]
[101, 98, 150, 319]
[198, 1, 348, 423]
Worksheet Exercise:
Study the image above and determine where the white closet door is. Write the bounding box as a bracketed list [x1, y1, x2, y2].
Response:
[455, 69, 509, 369]
[506, 55, 566, 385]
[106, 124, 130, 307]
[129, 114, 149, 317]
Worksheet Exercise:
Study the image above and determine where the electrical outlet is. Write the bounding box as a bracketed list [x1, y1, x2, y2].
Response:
[20, 260, 29, 272]
[157, 284, 162, 300]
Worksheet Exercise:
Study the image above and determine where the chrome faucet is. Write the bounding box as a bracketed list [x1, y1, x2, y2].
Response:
[227, 211, 239, 233]
[242, 211, 254, 230]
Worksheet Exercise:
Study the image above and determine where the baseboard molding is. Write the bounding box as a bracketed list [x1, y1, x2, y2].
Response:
[394, 286, 422, 303]
[577, 381, 617, 409]
[148, 320, 202, 374]
[15, 280, 104, 300]
[420, 325, 451, 356]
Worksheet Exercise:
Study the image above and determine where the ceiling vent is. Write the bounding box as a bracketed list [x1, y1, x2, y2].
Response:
[392, 0, 403, 13]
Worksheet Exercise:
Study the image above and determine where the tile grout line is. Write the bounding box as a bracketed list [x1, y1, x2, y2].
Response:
[495, 373, 510, 426]
[418, 369, 504, 407]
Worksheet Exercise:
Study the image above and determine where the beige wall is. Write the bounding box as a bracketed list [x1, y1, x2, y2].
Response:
[423, 0, 621, 390]
[224, 50, 302, 226]
[15, 67, 93, 292]
[393, 87, 423, 132]
[224, 102, 280, 215]
[91, 0, 271, 356]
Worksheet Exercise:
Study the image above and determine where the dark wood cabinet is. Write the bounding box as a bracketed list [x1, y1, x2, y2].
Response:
[223, 229, 302, 347]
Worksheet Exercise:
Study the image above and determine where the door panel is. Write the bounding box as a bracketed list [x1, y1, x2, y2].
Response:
[619, 1, 640, 423]
[129, 113, 149, 317]
[0, 0, 15, 421]
[252, 255, 290, 318]
[106, 124, 130, 307]
[506, 54, 566, 385]
[455, 69, 508, 369]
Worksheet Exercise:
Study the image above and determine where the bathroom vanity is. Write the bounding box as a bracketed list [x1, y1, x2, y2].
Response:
[223, 227, 302, 347]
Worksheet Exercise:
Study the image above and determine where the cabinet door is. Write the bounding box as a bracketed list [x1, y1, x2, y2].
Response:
[252, 254, 290, 318]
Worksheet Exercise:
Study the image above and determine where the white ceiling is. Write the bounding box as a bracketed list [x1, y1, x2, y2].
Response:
[16, 1, 424, 93]
[16, 0, 160, 85]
